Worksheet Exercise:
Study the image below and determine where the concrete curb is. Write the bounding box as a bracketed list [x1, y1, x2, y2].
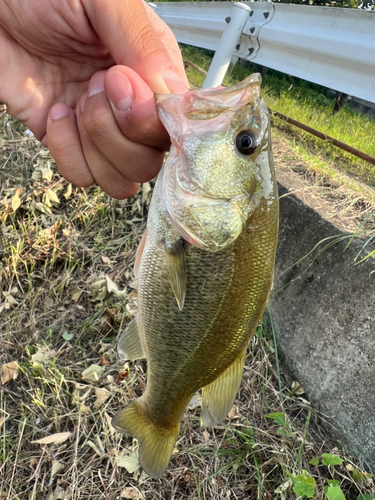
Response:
[269, 183, 375, 470]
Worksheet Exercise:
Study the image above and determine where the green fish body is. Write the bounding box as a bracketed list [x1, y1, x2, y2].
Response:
[112, 74, 279, 478]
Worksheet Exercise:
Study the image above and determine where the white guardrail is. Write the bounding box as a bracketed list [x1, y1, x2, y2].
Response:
[154, 2, 375, 103]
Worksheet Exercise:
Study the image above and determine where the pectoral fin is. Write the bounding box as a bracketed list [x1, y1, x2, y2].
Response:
[134, 230, 147, 278]
[164, 238, 186, 311]
[117, 316, 145, 361]
[201, 347, 247, 427]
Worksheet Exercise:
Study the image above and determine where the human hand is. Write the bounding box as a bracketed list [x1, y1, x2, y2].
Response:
[0, 0, 188, 198]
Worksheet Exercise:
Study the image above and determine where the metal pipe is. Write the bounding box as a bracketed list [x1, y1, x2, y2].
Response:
[147, 3, 157, 12]
[269, 109, 375, 167]
[203, 2, 252, 88]
[184, 60, 207, 77]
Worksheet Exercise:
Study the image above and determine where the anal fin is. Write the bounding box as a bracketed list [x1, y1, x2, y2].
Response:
[201, 347, 247, 427]
[165, 238, 186, 311]
[117, 316, 145, 361]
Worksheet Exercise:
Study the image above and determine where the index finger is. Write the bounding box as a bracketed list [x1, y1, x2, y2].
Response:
[81, 0, 188, 94]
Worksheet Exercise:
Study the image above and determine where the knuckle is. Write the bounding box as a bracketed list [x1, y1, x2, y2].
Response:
[132, 22, 153, 53]
[131, 22, 164, 59]
[83, 103, 112, 140]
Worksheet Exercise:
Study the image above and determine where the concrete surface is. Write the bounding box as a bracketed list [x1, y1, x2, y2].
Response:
[269, 182, 375, 470]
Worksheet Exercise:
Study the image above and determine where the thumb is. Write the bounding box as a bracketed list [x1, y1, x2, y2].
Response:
[81, 0, 188, 94]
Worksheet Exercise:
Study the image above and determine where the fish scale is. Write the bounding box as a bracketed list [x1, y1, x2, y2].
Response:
[112, 73, 279, 478]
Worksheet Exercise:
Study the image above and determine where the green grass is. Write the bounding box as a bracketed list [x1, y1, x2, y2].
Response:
[181, 44, 375, 187]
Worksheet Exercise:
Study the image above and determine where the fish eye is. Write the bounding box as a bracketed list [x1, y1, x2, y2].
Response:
[236, 130, 258, 156]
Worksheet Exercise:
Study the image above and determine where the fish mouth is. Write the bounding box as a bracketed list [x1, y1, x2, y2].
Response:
[155, 73, 261, 99]
[156, 73, 262, 121]
[193, 73, 261, 98]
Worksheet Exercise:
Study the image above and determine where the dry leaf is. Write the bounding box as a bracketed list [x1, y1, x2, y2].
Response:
[275, 479, 292, 499]
[6, 294, 19, 306]
[51, 460, 64, 479]
[291, 381, 305, 396]
[32, 432, 72, 445]
[104, 412, 116, 437]
[100, 356, 111, 366]
[63, 183, 72, 200]
[32, 162, 53, 182]
[93, 387, 111, 409]
[101, 256, 114, 265]
[106, 275, 118, 294]
[0, 303, 10, 313]
[81, 364, 105, 383]
[115, 369, 128, 384]
[203, 430, 210, 443]
[31, 345, 57, 366]
[2, 291, 19, 308]
[121, 487, 143, 499]
[43, 191, 53, 207]
[86, 440, 104, 457]
[46, 486, 67, 500]
[81, 404, 91, 414]
[99, 343, 112, 353]
[0, 491, 8, 499]
[35, 201, 53, 215]
[187, 393, 201, 410]
[106, 276, 126, 298]
[73, 384, 93, 402]
[46, 188, 60, 204]
[228, 406, 241, 420]
[1, 361, 19, 385]
[0, 417, 7, 429]
[91, 279, 107, 302]
[71, 289, 83, 302]
[117, 451, 139, 474]
[11, 188, 22, 211]
[142, 182, 151, 201]
[38, 226, 55, 239]
[1, 287, 20, 312]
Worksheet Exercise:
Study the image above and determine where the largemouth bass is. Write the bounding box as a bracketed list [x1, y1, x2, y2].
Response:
[112, 73, 279, 478]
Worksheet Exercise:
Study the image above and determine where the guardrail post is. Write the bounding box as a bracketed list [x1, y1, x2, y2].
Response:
[147, 3, 157, 12]
[203, 2, 252, 88]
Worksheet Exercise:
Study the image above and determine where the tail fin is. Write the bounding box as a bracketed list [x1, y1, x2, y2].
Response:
[112, 400, 180, 479]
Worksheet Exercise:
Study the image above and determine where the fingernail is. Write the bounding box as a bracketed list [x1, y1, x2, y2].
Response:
[106, 70, 133, 111]
[50, 103, 70, 121]
[88, 71, 106, 97]
[163, 69, 188, 94]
